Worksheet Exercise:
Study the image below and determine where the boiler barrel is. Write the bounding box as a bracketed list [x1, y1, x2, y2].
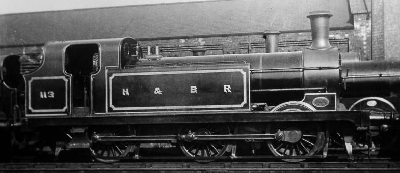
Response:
[137, 53, 305, 90]
[137, 49, 340, 93]
[250, 50, 340, 92]
[341, 60, 400, 97]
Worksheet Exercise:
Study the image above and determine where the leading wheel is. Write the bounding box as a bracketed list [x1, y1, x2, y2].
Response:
[90, 127, 135, 163]
[179, 125, 231, 160]
[267, 101, 325, 162]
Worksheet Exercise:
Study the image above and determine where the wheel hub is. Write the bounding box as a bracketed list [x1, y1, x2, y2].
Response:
[281, 127, 302, 143]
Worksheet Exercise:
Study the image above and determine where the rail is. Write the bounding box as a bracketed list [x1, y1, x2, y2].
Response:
[1, 161, 400, 172]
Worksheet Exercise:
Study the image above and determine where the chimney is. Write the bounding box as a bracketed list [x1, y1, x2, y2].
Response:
[307, 11, 333, 50]
[263, 31, 280, 53]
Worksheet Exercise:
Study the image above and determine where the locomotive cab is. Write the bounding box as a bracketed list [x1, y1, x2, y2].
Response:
[23, 38, 138, 116]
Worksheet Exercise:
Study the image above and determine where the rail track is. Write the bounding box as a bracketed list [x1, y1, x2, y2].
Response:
[1, 161, 400, 172]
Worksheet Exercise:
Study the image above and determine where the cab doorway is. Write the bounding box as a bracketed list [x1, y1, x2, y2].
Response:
[65, 44, 100, 116]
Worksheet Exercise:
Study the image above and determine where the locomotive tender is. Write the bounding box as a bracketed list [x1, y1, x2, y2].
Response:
[0, 11, 399, 162]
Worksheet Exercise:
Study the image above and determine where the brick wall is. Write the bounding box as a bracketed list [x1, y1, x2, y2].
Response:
[139, 30, 352, 58]
[138, 0, 400, 61]
[384, 0, 400, 60]
[137, 0, 397, 61]
[371, 0, 384, 60]
[351, 13, 371, 61]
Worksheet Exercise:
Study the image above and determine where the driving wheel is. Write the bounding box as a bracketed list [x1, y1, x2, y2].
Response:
[90, 127, 136, 163]
[179, 125, 231, 160]
[267, 101, 325, 162]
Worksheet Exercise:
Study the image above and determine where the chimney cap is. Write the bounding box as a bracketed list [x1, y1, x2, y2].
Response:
[263, 30, 280, 38]
[307, 11, 333, 18]
[263, 30, 281, 34]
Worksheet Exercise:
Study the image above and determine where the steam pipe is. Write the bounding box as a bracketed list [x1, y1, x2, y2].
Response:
[263, 31, 280, 53]
[307, 11, 333, 50]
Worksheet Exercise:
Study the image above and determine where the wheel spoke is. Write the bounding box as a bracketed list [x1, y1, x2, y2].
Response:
[209, 144, 219, 154]
[299, 141, 310, 153]
[113, 147, 117, 157]
[290, 145, 295, 156]
[107, 148, 111, 157]
[206, 146, 212, 156]
[303, 134, 317, 138]
[301, 138, 315, 147]
[101, 148, 106, 156]
[194, 148, 200, 156]
[295, 144, 302, 155]
[201, 147, 205, 157]
[114, 145, 123, 155]
[275, 143, 284, 150]
[283, 143, 289, 155]
[187, 144, 195, 152]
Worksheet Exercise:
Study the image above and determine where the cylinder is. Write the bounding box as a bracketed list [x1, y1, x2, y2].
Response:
[263, 31, 280, 53]
[307, 11, 333, 50]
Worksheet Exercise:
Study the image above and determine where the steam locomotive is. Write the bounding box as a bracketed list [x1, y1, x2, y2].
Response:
[0, 11, 399, 162]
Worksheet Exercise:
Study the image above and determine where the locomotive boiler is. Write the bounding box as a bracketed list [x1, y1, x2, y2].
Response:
[0, 11, 399, 162]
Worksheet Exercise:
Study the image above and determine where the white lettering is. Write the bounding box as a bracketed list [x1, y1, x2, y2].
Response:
[122, 88, 129, 96]
[40, 91, 55, 99]
[190, 86, 198, 94]
[224, 85, 232, 93]
[40, 91, 47, 98]
[154, 87, 163, 95]
[47, 91, 55, 98]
